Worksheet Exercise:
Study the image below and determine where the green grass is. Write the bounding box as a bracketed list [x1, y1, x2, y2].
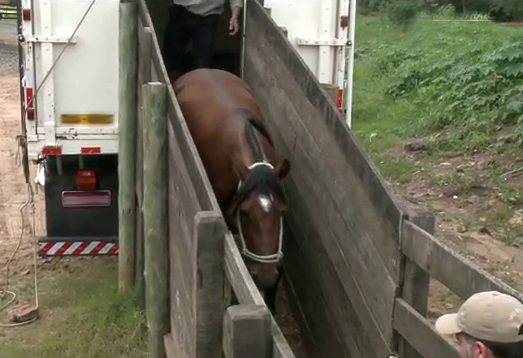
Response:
[0, 258, 146, 358]
[374, 156, 419, 184]
[351, 15, 523, 155]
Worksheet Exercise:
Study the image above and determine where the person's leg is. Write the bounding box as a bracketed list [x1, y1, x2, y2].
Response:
[191, 15, 219, 69]
[163, 5, 192, 77]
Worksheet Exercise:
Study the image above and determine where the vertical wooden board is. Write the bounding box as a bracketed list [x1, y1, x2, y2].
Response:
[194, 211, 226, 358]
[243, 43, 396, 346]
[246, 20, 400, 280]
[397, 211, 434, 358]
[282, 175, 385, 356]
[151, 63, 160, 82]
[168, 219, 197, 358]
[166, 100, 215, 211]
[282, 222, 353, 358]
[223, 234, 297, 358]
[135, 61, 145, 307]
[167, 122, 200, 238]
[167, 154, 201, 358]
[142, 82, 170, 358]
[135, 35, 145, 305]
[223, 305, 273, 358]
[138, 25, 152, 83]
[118, 0, 139, 291]
[167, 126, 202, 358]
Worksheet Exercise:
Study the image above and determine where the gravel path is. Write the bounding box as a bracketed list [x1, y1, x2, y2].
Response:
[0, 23, 45, 311]
[0, 43, 18, 75]
[0, 19, 18, 75]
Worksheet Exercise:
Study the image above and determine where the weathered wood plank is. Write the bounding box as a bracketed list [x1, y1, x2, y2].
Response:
[194, 212, 226, 358]
[396, 210, 435, 358]
[166, 99, 215, 211]
[401, 220, 523, 302]
[224, 233, 296, 358]
[282, 168, 385, 356]
[164, 332, 181, 358]
[135, 24, 146, 308]
[138, 26, 152, 81]
[282, 216, 359, 358]
[142, 82, 170, 358]
[246, 0, 403, 269]
[167, 125, 200, 358]
[118, 0, 139, 291]
[393, 298, 460, 358]
[223, 305, 272, 358]
[135, 200, 145, 310]
[244, 27, 396, 353]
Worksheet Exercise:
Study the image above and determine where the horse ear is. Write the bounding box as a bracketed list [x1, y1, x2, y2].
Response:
[275, 159, 290, 179]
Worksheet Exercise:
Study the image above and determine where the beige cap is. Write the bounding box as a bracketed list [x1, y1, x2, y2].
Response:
[435, 291, 523, 343]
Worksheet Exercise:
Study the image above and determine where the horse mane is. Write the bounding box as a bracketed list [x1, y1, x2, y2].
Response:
[235, 108, 274, 148]
[234, 108, 286, 204]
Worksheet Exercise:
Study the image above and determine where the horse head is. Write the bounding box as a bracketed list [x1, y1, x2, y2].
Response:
[225, 159, 290, 291]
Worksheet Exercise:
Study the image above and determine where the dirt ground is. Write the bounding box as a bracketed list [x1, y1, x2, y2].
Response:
[384, 139, 523, 319]
[0, 42, 49, 329]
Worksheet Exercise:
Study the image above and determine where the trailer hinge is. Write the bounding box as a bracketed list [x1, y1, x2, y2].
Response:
[23, 35, 77, 44]
[295, 37, 347, 47]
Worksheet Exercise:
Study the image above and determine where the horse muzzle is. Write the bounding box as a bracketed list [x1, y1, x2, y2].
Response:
[247, 261, 281, 290]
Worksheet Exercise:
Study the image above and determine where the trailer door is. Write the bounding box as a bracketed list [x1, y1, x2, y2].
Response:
[21, 0, 119, 160]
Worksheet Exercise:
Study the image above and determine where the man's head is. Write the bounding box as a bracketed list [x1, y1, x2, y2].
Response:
[435, 291, 523, 358]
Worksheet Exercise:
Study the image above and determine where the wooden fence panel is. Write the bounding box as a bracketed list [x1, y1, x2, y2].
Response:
[401, 220, 523, 301]
[244, 1, 404, 356]
[395, 219, 523, 358]
[393, 298, 460, 358]
[396, 210, 435, 358]
[194, 212, 226, 358]
[224, 233, 296, 358]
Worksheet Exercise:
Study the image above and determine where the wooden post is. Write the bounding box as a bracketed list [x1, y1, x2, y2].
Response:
[143, 82, 170, 358]
[195, 212, 226, 358]
[118, 0, 139, 291]
[135, 26, 153, 311]
[397, 209, 435, 358]
[222, 305, 272, 358]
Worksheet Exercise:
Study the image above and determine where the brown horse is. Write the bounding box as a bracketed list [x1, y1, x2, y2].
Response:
[173, 68, 291, 312]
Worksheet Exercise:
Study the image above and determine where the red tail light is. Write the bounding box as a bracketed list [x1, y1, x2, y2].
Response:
[76, 170, 97, 191]
[22, 9, 31, 22]
[340, 15, 349, 28]
[27, 108, 35, 120]
[26, 87, 35, 121]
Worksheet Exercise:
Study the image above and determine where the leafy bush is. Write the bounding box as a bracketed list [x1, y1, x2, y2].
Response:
[380, 0, 421, 30]
[422, 0, 523, 21]
[385, 41, 523, 147]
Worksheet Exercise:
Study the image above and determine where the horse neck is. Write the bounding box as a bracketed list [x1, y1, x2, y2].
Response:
[239, 121, 276, 175]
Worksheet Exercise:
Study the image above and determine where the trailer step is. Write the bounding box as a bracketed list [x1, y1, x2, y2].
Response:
[37, 236, 118, 257]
